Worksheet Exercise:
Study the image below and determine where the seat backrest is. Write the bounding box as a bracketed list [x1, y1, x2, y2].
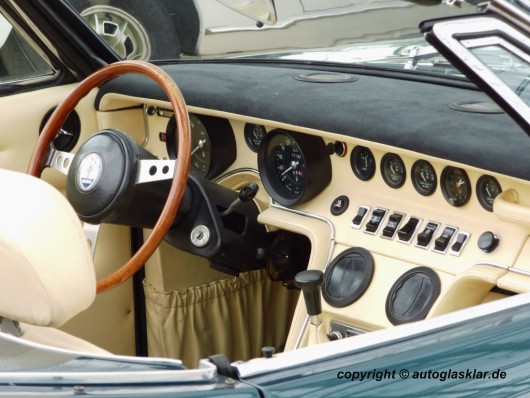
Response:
[0, 169, 95, 327]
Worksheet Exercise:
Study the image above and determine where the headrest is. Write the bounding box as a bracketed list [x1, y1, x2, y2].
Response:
[0, 169, 95, 327]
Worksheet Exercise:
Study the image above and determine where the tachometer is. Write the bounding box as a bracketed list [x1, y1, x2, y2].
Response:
[258, 130, 331, 206]
[441, 167, 471, 207]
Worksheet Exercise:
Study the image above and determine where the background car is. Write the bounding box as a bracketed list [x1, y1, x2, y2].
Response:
[66, 0, 463, 59]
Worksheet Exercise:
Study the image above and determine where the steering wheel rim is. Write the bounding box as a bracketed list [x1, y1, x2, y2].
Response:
[28, 60, 191, 294]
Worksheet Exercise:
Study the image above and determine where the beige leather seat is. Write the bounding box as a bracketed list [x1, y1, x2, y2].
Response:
[0, 168, 109, 354]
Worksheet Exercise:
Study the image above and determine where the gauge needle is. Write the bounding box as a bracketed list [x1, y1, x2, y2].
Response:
[421, 171, 427, 182]
[191, 139, 206, 156]
[486, 186, 492, 197]
[281, 161, 299, 177]
[456, 178, 465, 192]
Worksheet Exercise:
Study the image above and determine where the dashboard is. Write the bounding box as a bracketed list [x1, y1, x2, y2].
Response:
[94, 61, 530, 350]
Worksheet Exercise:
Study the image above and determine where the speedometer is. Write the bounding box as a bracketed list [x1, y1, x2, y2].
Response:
[258, 130, 331, 206]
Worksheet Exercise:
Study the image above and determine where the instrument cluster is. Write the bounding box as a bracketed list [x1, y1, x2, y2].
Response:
[349, 145, 502, 212]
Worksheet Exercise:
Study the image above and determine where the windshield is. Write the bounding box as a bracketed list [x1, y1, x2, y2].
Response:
[66, 0, 474, 76]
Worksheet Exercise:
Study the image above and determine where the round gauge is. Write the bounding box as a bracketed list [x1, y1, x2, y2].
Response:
[244, 123, 266, 152]
[350, 146, 376, 181]
[412, 160, 437, 196]
[477, 175, 502, 212]
[381, 153, 406, 188]
[189, 115, 211, 176]
[166, 113, 237, 179]
[441, 167, 471, 207]
[258, 130, 332, 206]
[166, 114, 211, 177]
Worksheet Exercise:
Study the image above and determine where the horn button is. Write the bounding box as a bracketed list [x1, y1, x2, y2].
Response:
[67, 129, 157, 225]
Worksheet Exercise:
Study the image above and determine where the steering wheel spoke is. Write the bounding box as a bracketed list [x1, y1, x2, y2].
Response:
[45, 148, 75, 176]
[136, 159, 176, 184]
[83, 222, 101, 259]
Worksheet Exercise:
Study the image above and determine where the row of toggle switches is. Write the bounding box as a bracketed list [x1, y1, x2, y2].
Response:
[351, 206, 470, 256]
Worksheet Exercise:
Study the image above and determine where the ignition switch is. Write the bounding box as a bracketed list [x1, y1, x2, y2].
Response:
[190, 225, 211, 248]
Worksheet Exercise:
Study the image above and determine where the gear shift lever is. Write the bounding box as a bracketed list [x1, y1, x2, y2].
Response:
[294, 270, 324, 326]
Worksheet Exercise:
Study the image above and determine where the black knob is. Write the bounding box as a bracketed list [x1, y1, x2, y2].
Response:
[478, 231, 499, 253]
[294, 270, 324, 316]
[238, 183, 259, 202]
[327, 330, 344, 341]
[261, 346, 275, 358]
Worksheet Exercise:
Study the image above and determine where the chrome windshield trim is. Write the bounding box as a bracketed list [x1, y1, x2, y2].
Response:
[431, 16, 530, 124]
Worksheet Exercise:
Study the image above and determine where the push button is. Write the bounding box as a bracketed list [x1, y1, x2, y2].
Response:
[352, 206, 369, 227]
[416, 222, 439, 248]
[382, 213, 404, 239]
[365, 208, 387, 234]
[397, 217, 420, 242]
[434, 227, 456, 252]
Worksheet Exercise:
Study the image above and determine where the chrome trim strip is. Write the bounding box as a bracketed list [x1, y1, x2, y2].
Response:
[141, 105, 151, 147]
[0, 332, 216, 384]
[235, 289, 530, 378]
[135, 159, 176, 184]
[294, 315, 310, 349]
[213, 167, 260, 183]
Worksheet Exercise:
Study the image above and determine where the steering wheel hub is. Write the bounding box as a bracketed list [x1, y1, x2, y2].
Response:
[76, 153, 104, 192]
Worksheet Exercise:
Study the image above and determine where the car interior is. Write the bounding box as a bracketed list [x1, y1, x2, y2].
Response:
[1, 0, 530, 372]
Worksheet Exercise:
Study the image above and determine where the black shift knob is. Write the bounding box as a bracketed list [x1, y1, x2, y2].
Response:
[294, 270, 324, 316]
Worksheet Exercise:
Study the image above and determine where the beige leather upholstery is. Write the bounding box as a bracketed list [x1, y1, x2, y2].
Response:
[0, 169, 106, 353]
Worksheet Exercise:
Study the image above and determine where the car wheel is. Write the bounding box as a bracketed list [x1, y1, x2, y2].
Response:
[72, 0, 181, 60]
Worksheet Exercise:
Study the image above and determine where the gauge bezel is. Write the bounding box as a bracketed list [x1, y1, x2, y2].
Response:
[244, 123, 266, 153]
[476, 175, 502, 212]
[441, 166, 471, 207]
[411, 159, 437, 196]
[166, 113, 236, 179]
[350, 146, 376, 181]
[258, 129, 332, 206]
[381, 153, 406, 189]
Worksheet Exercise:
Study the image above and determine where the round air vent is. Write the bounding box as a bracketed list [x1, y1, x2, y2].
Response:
[323, 247, 374, 308]
[39, 107, 81, 152]
[386, 267, 441, 325]
[294, 72, 357, 83]
[448, 101, 503, 114]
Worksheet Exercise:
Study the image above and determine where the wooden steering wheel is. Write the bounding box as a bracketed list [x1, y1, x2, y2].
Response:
[28, 61, 191, 293]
